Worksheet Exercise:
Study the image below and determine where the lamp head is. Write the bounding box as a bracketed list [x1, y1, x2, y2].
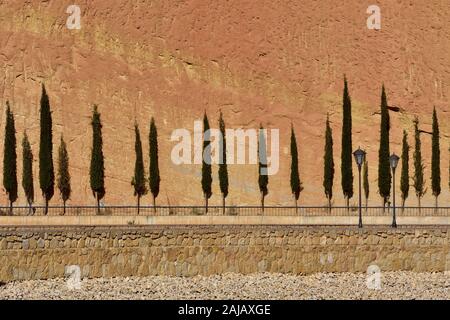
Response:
[353, 147, 366, 167]
[390, 153, 400, 169]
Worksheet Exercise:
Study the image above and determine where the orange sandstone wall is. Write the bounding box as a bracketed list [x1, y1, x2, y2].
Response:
[0, 0, 448, 207]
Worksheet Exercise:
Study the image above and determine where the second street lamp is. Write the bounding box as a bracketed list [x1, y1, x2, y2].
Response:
[353, 147, 366, 228]
[390, 153, 400, 228]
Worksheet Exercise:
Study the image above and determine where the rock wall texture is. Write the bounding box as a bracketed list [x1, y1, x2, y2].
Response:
[0, 226, 449, 281]
[0, 0, 449, 206]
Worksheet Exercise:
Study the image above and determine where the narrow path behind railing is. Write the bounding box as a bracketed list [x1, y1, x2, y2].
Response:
[0, 206, 448, 217]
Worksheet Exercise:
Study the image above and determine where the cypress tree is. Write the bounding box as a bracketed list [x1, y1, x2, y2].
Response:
[378, 85, 391, 210]
[323, 114, 335, 212]
[258, 125, 269, 213]
[149, 117, 160, 212]
[3, 101, 17, 215]
[431, 107, 441, 208]
[39, 84, 54, 215]
[132, 123, 147, 214]
[22, 133, 34, 215]
[89, 105, 105, 214]
[400, 130, 409, 211]
[218, 112, 229, 215]
[290, 125, 303, 212]
[201, 112, 212, 213]
[341, 77, 353, 209]
[57, 135, 71, 214]
[413, 116, 426, 210]
[363, 158, 369, 211]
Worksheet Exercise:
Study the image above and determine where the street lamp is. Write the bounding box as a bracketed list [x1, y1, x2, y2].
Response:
[353, 147, 366, 228]
[389, 153, 400, 228]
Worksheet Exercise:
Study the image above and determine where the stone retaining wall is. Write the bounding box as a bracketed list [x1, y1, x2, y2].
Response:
[0, 226, 449, 282]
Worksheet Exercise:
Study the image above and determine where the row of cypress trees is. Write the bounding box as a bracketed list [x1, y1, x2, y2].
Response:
[200, 112, 299, 214]
[323, 78, 445, 210]
[3, 87, 71, 215]
[1, 82, 447, 214]
[2, 85, 161, 215]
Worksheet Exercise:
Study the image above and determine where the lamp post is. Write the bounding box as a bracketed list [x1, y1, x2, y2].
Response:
[353, 147, 366, 228]
[389, 153, 400, 228]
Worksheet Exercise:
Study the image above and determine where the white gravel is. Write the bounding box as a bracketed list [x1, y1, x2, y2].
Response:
[0, 272, 448, 300]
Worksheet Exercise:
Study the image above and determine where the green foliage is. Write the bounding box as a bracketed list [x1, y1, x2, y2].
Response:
[57, 136, 71, 208]
[3, 101, 18, 207]
[377, 85, 391, 204]
[431, 107, 441, 198]
[218, 112, 229, 199]
[201, 113, 212, 199]
[132, 123, 147, 199]
[341, 77, 353, 202]
[39, 84, 54, 208]
[89, 105, 105, 203]
[258, 125, 269, 197]
[363, 158, 369, 201]
[323, 114, 335, 203]
[290, 126, 303, 201]
[22, 133, 34, 207]
[400, 130, 409, 204]
[413, 117, 426, 200]
[148, 117, 160, 202]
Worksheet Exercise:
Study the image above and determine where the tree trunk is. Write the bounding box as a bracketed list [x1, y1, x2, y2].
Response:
[435, 196, 438, 213]
[418, 196, 421, 214]
[137, 196, 140, 215]
[45, 198, 49, 216]
[63, 200, 66, 215]
[222, 195, 225, 215]
[205, 195, 209, 214]
[28, 201, 33, 216]
[294, 196, 298, 214]
[152, 195, 156, 214]
[345, 196, 349, 212]
[9, 201, 12, 216]
[327, 197, 331, 214]
[96, 194, 100, 215]
[261, 192, 265, 214]
[401, 198, 405, 214]
[365, 197, 368, 212]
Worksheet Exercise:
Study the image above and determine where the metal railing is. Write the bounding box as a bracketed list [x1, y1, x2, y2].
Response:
[0, 205, 448, 217]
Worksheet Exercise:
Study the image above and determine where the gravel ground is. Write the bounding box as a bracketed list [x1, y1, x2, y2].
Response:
[0, 272, 448, 300]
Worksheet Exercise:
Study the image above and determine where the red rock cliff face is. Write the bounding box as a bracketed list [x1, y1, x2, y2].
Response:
[0, 0, 448, 207]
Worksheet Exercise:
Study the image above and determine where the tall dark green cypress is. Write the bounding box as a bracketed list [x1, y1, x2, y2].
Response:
[341, 77, 353, 209]
[22, 133, 34, 215]
[132, 123, 147, 214]
[149, 117, 160, 212]
[363, 158, 369, 210]
[218, 112, 229, 215]
[57, 135, 71, 214]
[201, 112, 212, 213]
[431, 107, 441, 208]
[258, 125, 269, 213]
[290, 125, 302, 212]
[323, 114, 335, 212]
[89, 105, 105, 214]
[3, 101, 17, 215]
[400, 130, 409, 211]
[378, 85, 391, 209]
[413, 116, 426, 210]
[39, 84, 54, 215]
